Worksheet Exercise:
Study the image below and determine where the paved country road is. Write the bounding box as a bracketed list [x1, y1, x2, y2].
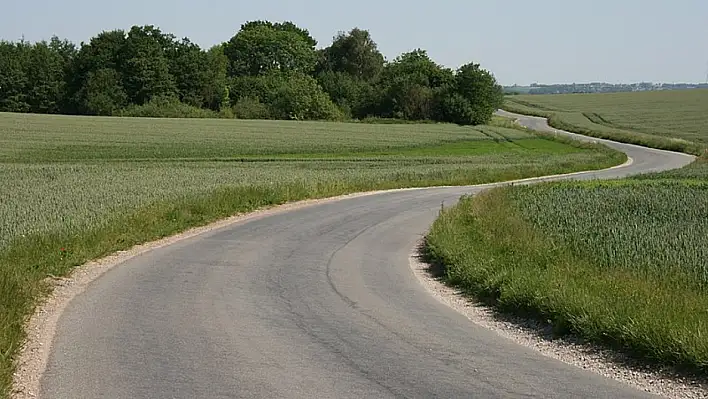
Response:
[37, 111, 695, 398]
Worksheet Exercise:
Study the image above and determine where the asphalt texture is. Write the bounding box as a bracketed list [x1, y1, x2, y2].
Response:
[39, 111, 696, 398]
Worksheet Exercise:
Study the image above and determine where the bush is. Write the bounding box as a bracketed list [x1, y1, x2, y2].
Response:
[270, 75, 343, 121]
[114, 95, 218, 118]
[229, 72, 342, 121]
[316, 70, 374, 118]
[232, 96, 271, 119]
[82, 68, 128, 116]
[432, 88, 475, 125]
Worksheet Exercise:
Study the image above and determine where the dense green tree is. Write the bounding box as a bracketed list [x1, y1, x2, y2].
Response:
[432, 87, 475, 125]
[382, 49, 454, 88]
[223, 22, 317, 77]
[0, 40, 31, 112]
[204, 45, 230, 111]
[269, 72, 342, 120]
[230, 71, 341, 120]
[25, 38, 76, 113]
[315, 70, 373, 117]
[121, 25, 177, 105]
[167, 38, 207, 107]
[0, 37, 75, 113]
[66, 29, 128, 113]
[317, 28, 384, 81]
[375, 49, 454, 119]
[240, 20, 317, 48]
[81, 68, 128, 115]
[454, 62, 504, 125]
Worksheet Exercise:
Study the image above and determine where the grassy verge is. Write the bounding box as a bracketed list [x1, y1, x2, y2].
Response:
[0, 112, 626, 397]
[502, 97, 705, 156]
[423, 178, 708, 375]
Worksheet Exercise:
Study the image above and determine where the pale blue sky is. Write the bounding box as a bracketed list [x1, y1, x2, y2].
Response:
[3, 0, 707, 85]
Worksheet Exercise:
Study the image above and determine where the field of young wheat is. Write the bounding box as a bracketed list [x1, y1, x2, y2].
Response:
[503, 89, 708, 155]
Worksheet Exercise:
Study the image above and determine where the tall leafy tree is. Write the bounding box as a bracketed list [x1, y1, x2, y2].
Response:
[165, 40, 229, 111]
[223, 21, 317, 77]
[240, 20, 317, 48]
[0, 40, 31, 112]
[48, 37, 78, 113]
[318, 28, 384, 81]
[377, 49, 454, 119]
[167, 38, 209, 107]
[454, 62, 504, 125]
[316, 70, 367, 117]
[121, 25, 177, 104]
[81, 68, 128, 115]
[25, 37, 76, 113]
[202, 45, 229, 111]
[67, 29, 127, 113]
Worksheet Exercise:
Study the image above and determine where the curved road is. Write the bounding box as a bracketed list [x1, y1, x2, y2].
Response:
[39, 111, 694, 398]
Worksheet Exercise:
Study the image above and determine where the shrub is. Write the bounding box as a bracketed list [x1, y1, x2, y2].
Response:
[267, 72, 343, 121]
[114, 95, 218, 118]
[232, 96, 271, 119]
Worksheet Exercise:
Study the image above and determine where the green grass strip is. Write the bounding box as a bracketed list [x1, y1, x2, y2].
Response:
[423, 187, 708, 376]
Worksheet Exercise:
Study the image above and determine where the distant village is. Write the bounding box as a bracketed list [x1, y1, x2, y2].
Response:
[504, 82, 708, 95]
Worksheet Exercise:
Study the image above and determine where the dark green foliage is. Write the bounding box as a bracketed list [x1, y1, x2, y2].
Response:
[240, 20, 317, 48]
[223, 22, 317, 77]
[315, 70, 373, 118]
[0, 40, 31, 112]
[81, 68, 127, 115]
[232, 96, 271, 119]
[114, 95, 218, 118]
[121, 25, 177, 105]
[205, 45, 230, 111]
[229, 73, 277, 104]
[0, 21, 503, 123]
[67, 29, 128, 114]
[229, 71, 341, 120]
[317, 28, 384, 81]
[167, 38, 210, 107]
[433, 89, 475, 125]
[375, 50, 454, 120]
[454, 62, 504, 125]
[269, 72, 343, 121]
[25, 38, 74, 113]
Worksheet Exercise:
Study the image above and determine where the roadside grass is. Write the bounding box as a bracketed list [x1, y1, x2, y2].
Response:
[423, 178, 708, 375]
[502, 90, 708, 156]
[632, 156, 708, 181]
[0, 112, 625, 397]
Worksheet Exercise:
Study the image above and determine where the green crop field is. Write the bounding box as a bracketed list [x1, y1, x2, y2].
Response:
[0, 112, 624, 396]
[503, 89, 708, 155]
[425, 96, 708, 374]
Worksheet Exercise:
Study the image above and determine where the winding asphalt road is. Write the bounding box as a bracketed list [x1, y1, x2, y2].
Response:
[38, 111, 695, 398]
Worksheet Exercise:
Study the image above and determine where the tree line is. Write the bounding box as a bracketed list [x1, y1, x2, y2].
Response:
[0, 21, 504, 125]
